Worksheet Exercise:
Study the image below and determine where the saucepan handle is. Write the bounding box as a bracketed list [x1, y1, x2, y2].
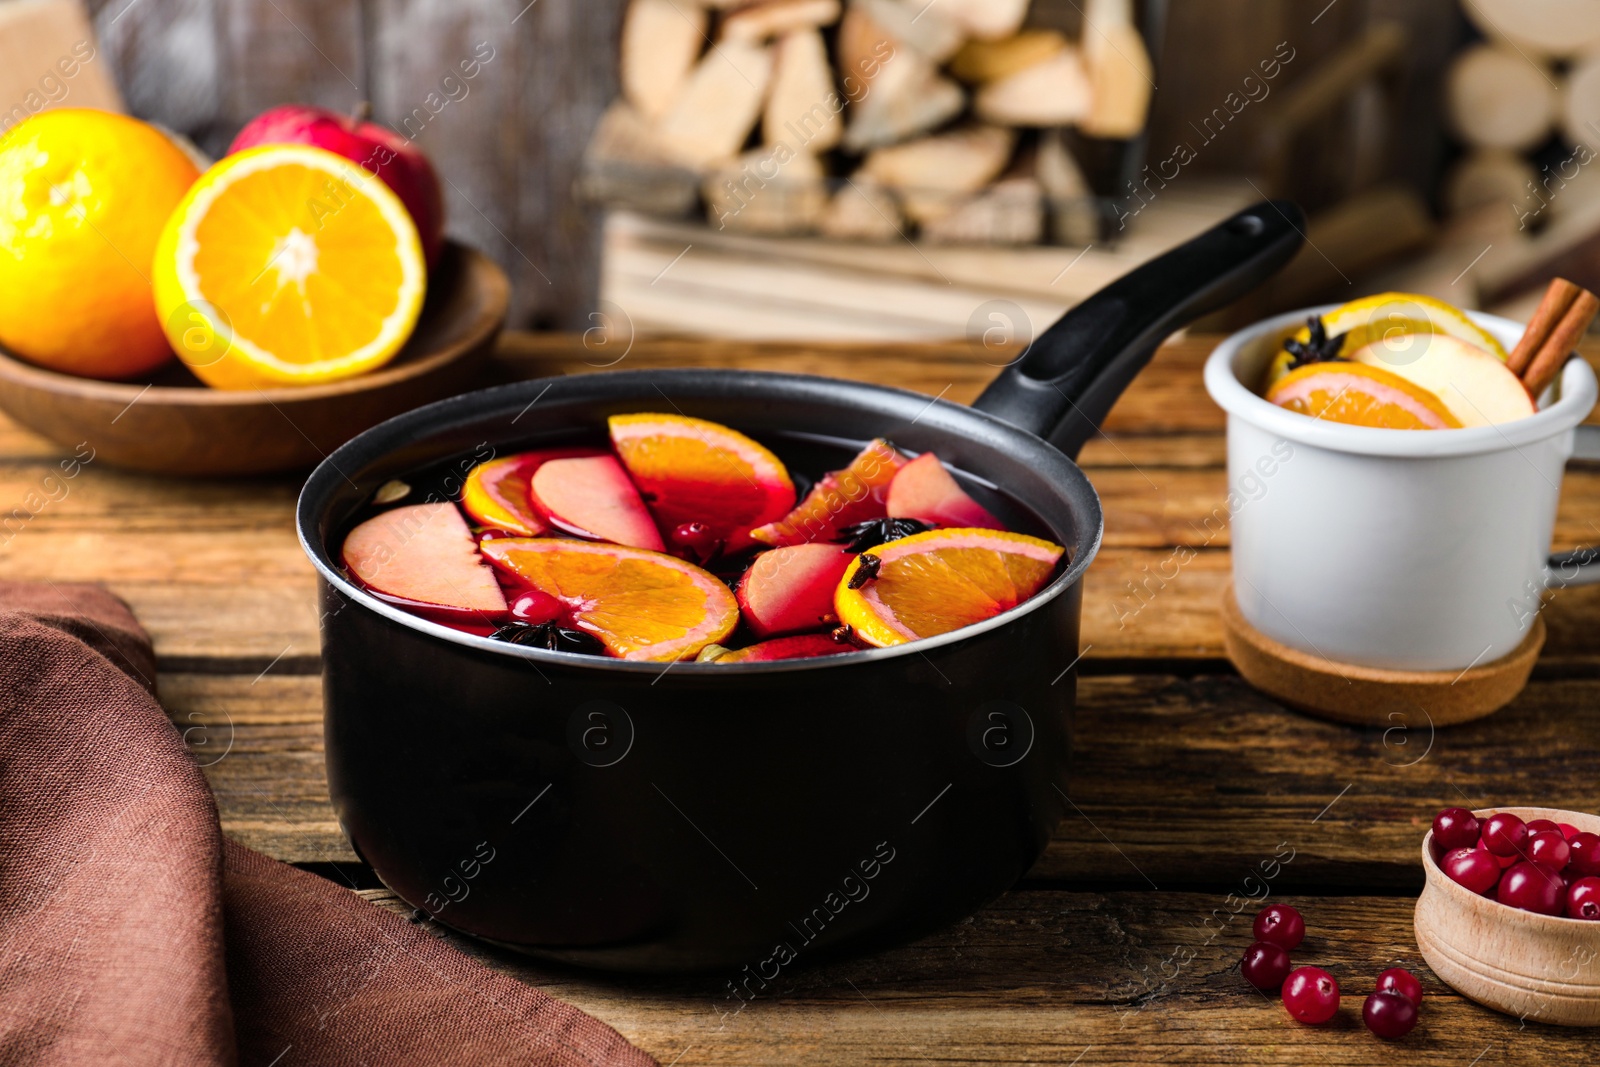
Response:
[972, 199, 1305, 458]
[1547, 424, 1600, 587]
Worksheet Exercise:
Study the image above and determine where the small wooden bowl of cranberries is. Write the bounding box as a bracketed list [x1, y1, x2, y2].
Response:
[1415, 806, 1600, 1026]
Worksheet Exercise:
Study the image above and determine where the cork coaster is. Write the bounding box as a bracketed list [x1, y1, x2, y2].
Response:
[1219, 584, 1544, 727]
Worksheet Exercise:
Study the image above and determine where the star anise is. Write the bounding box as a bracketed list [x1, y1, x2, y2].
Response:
[834, 517, 933, 553]
[491, 621, 605, 655]
[1282, 315, 1348, 370]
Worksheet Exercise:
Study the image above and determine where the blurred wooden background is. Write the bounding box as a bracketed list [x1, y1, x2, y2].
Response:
[49, 0, 1465, 331]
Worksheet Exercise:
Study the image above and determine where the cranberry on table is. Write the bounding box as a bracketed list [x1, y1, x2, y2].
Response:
[1241, 941, 1293, 992]
[1569, 831, 1600, 877]
[1497, 862, 1566, 916]
[1362, 991, 1418, 1039]
[1525, 829, 1571, 871]
[1252, 903, 1305, 950]
[1481, 812, 1528, 857]
[1282, 967, 1340, 1025]
[1441, 847, 1502, 895]
[1431, 807, 1480, 851]
[1570, 876, 1600, 920]
[1373, 967, 1423, 1007]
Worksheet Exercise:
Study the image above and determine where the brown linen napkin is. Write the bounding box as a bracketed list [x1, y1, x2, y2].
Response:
[0, 581, 657, 1067]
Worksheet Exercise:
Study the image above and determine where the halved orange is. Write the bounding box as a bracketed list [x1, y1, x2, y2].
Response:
[834, 528, 1064, 647]
[152, 143, 426, 389]
[478, 537, 739, 661]
[609, 413, 795, 554]
[460, 448, 601, 536]
[1266, 362, 1462, 429]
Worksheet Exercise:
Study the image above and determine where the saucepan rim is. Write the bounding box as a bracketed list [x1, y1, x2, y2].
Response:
[297, 367, 1104, 675]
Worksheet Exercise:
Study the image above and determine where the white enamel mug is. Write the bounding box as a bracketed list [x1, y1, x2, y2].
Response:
[1204, 308, 1600, 671]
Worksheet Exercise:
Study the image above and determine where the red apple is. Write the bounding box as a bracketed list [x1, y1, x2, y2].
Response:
[228, 103, 445, 266]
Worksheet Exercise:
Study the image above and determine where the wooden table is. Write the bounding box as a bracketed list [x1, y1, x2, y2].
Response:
[9, 333, 1599, 1064]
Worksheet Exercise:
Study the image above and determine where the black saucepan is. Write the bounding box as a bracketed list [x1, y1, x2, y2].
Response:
[297, 201, 1304, 973]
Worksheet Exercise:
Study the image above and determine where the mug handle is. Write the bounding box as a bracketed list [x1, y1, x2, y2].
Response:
[1547, 423, 1600, 587]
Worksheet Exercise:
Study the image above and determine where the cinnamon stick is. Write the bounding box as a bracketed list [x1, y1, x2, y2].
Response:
[1507, 277, 1580, 376]
[1522, 288, 1600, 400]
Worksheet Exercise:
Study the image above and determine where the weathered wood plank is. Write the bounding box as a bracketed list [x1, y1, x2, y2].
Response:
[88, 0, 223, 151]
[113, 583, 319, 669]
[368, 0, 520, 287]
[165, 672, 1600, 887]
[347, 887, 1597, 1065]
[513, 0, 627, 328]
[216, 0, 366, 141]
[1043, 674, 1600, 889]
[163, 673, 346, 861]
[1083, 547, 1600, 667]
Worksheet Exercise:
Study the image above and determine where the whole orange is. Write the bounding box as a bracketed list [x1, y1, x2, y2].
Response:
[0, 109, 200, 379]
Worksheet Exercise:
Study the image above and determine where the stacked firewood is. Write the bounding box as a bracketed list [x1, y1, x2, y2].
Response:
[584, 0, 1153, 244]
[1442, 0, 1600, 226]
[1430, 0, 1600, 308]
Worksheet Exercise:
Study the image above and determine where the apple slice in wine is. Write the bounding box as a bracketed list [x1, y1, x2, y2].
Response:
[529, 455, 666, 551]
[343, 502, 507, 622]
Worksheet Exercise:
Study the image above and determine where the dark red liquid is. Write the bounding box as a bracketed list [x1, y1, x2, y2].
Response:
[340, 429, 1062, 657]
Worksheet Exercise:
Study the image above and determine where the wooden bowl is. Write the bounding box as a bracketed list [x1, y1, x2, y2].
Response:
[0, 242, 508, 477]
[1415, 806, 1600, 1026]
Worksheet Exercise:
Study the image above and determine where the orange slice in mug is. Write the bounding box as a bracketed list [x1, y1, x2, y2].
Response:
[1266, 362, 1462, 430]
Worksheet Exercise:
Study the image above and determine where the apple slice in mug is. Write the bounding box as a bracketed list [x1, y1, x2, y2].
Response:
[343, 502, 507, 626]
[529, 455, 666, 551]
[1348, 334, 1535, 427]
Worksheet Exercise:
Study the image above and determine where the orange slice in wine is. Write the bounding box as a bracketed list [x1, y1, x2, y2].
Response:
[833, 528, 1064, 648]
[479, 538, 738, 661]
[460, 449, 602, 537]
[750, 438, 905, 548]
[608, 413, 795, 554]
